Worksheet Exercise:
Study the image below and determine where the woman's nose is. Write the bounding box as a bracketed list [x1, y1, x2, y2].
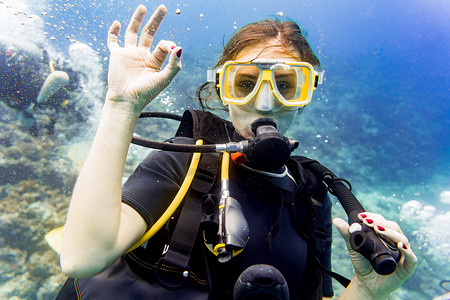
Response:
[254, 81, 275, 112]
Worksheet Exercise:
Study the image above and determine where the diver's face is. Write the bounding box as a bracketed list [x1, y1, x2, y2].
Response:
[227, 44, 301, 139]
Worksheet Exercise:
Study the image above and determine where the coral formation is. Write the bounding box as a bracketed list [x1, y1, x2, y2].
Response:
[0, 90, 99, 298]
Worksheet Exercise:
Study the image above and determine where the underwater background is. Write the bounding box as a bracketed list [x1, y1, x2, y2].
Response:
[0, 0, 449, 299]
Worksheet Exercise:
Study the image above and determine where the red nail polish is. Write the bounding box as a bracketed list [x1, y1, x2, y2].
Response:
[377, 225, 385, 231]
[171, 45, 176, 50]
[176, 49, 182, 58]
[360, 213, 367, 218]
[402, 243, 408, 250]
[365, 218, 373, 224]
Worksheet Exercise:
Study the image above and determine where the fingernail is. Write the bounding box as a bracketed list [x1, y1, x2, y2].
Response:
[359, 213, 367, 219]
[171, 45, 176, 50]
[365, 218, 373, 224]
[176, 49, 182, 58]
[401, 242, 408, 250]
[377, 225, 385, 231]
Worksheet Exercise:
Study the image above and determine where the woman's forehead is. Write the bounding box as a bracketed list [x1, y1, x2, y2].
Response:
[235, 43, 301, 62]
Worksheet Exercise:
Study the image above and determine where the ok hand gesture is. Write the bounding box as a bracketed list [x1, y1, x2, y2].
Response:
[106, 5, 182, 113]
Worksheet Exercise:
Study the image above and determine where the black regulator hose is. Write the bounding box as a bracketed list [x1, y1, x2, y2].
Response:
[132, 136, 217, 152]
[131, 113, 298, 167]
[131, 112, 216, 152]
[138, 111, 183, 121]
[306, 161, 401, 276]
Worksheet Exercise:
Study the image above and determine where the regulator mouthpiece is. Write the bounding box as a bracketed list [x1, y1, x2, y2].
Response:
[243, 118, 298, 171]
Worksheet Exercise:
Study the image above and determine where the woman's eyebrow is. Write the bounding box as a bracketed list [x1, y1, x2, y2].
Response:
[235, 73, 258, 80]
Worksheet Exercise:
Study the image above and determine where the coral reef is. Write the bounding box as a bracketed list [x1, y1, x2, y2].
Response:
[0, 88, 100, 298]
[0, 180, 69, 299]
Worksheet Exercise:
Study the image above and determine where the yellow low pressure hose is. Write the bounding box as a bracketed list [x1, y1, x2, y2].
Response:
[221, 152, 230, 181]
[126, 139, 204, 253]
[46, 140, 204, 255]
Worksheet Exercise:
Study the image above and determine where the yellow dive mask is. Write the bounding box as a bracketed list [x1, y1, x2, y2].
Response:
[208, 61, 324, 107]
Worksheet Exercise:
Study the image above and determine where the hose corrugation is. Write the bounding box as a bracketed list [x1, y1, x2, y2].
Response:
[306, 161, 365, 217]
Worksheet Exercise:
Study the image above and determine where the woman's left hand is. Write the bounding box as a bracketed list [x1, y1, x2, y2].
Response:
[333, 212, 418, 298]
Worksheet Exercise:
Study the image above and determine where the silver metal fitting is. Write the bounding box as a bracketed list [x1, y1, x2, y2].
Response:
[215, 142, 245, 153]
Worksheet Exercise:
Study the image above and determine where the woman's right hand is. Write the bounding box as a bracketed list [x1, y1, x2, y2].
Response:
[106, 4, 182, 114]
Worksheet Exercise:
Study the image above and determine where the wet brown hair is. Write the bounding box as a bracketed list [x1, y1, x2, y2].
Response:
[197, 18, 321, 110]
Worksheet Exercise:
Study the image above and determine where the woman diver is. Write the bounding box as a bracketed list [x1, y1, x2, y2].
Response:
[58, 4, 417, 300]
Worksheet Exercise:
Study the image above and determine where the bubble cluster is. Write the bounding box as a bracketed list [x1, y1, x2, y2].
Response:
[440, 190, 450, 204]
[401, 199, 450, 261]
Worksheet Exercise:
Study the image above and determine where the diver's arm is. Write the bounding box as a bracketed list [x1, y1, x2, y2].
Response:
[60, 5, 182, 278]
[333, 213, 418, 299]
[60, 103, 146, 278]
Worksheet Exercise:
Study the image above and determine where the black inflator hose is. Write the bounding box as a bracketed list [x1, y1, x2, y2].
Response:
[306, 160, 401, 276]
[304, 161, 365, 215]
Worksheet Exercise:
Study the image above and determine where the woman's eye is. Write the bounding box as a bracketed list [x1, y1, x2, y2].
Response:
[238, 81, 255, 91]
[276, 81, 291, 91]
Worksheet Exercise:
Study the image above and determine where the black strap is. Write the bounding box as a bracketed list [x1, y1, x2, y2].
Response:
[155, 188, 203, 289]
[312, 255, 351, 288]
[292, 158, 353, 288]
[155, 152, 219, 289]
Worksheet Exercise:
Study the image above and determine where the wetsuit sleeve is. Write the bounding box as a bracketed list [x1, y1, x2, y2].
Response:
[121, 137, 192, 228]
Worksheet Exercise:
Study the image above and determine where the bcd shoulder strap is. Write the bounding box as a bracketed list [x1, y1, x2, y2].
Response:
[291, 156, 351, 288]
[176, 109, 234, 144]
[155, 147, 220, 289]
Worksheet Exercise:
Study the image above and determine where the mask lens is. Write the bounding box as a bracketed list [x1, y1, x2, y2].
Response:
[223, 64, 261, 103]
[273, 67, 298, 100]
[273, 65, 311, 105]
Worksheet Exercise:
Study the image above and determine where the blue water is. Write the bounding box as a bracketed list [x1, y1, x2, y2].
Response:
[1, 0, 449, 298]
